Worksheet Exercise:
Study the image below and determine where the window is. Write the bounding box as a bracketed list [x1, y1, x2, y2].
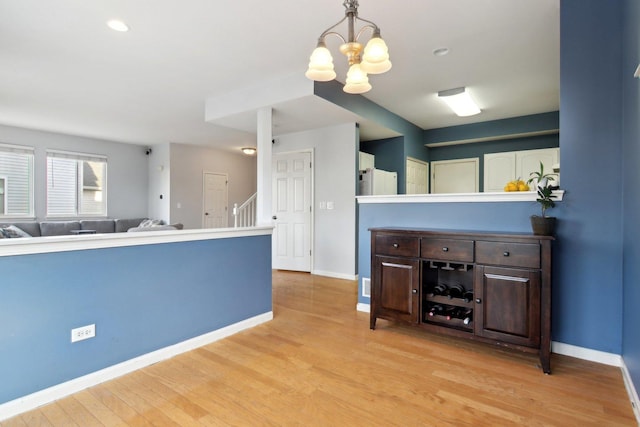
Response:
[0, 144, 34, 218]
[47, 150, 107, 217]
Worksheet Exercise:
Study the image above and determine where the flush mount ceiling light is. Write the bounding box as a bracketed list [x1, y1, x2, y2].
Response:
[107, 20, 129, 32]
[305, 0, 391, 94]
[437, 87, 481, 117]
[241, 147, 257, 155]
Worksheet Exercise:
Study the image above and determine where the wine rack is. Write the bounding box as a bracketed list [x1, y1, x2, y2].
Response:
[422, 260, 474, 331]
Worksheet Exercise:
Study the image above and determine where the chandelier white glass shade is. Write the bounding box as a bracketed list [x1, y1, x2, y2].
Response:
[437, 87, 481, 117]
[305, 0, 391, 94]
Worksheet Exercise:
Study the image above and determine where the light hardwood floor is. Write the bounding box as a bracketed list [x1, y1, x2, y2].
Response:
[1, 271, 636, 426]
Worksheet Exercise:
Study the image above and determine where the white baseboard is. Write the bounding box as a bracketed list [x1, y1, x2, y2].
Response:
[621, 358, 640, 424]
[0, 311, 273, 422]
[356, 303, 370, 313]
[312, 270, 357, 281]
[551, 341, 622, 366]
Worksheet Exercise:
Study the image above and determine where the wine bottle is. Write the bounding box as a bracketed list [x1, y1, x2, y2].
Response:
[429, 283, 448, 297]
[427, 304, 445, 317]
[444, 306, 457, 320]
[463, 289, 474, 303]
[447, 284, 465, 299]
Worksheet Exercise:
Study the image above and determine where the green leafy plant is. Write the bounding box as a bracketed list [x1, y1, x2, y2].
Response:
[527, 162, 558, 217]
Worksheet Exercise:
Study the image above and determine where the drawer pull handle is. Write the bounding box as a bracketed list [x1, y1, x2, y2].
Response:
[503, 251, 510, 257]
[392, 243, 399, 248]
[412, 289, 417, 294]
[442, 247, 449, 252]
[475, 298, 482, 304]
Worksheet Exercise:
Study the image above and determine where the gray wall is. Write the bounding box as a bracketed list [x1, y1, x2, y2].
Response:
[0, 124, 148, 220]
[274, 123, 357, 279]
[168, 143, 257, 229]
[147, 142, 171, 223]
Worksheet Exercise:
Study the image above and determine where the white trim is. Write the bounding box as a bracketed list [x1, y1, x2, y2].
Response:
[312, 270, 357, 281]
[356, 303, 371, 313]
[0, 142, 35, 154]
[621, 358, 640, 423]
[46, 149, 107, 162]
[357, 190, 565, 204]
[0, 311, 273, 422]
[551, 341, 622, 366]
[0, 226, 274, 257]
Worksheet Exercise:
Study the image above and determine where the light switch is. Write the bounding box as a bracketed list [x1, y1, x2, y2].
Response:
[327, 201, 334, 210]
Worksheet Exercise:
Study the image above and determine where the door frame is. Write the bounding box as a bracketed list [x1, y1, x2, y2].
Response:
[272, 149, 314, 272]
[202, 171, 228, 228]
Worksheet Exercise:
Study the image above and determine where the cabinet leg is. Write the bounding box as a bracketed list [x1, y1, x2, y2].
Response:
[540, 351, 551, 374]
[370, 315, 377, 330]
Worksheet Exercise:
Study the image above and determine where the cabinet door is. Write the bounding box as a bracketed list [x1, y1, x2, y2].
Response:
[373, 255, 420, 324]
[475, 265, 540, 347]
[483, 152, 516, 192]
[516, 148, 559, 187]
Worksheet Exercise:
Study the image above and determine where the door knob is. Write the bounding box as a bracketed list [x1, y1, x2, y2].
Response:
[412, 289, 417, 294]
[475, 298, 482, 304]
[272, 215, 277, 220]
[205, 212, 209, 216]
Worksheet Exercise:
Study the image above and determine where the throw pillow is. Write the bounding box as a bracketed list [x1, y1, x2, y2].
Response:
[0, 225, 32, 238]
[139, 219, 164, 228]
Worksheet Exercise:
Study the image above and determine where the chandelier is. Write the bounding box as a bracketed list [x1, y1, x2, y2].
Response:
[305, 0, 391, 94]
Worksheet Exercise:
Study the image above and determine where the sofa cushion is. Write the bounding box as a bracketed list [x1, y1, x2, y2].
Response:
[40, 221, 81, 236]
[80, 219, 115, 234]
[0, 222, 40, 237]
[114, 218, 148, 233]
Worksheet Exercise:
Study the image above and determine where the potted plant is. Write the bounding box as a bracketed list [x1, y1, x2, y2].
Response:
[527, 162, 558, 236]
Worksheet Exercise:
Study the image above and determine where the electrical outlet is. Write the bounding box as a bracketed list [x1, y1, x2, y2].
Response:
[71, 324, 95, 343]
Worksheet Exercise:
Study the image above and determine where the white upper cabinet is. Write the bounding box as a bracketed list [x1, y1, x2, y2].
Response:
[484, 148, 559, 192]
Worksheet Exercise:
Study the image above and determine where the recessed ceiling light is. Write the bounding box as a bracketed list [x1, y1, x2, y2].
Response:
[433, 47, 450, 57]
[107, 20, 129, 32]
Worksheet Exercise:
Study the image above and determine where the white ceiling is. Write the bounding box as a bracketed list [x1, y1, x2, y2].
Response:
[0, 0, 560, 151]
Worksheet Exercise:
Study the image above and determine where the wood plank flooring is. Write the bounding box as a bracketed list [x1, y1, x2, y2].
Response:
[2, 270, 636, 426]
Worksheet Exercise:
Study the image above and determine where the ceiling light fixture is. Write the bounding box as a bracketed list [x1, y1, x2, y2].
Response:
[305, 0, 391, 95]
[241, 147, 257, 155]
[437, 87, 481, 117]
[107, 20, 129, 32]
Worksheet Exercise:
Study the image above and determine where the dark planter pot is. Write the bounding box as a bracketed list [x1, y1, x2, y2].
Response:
[530, 215, 556, 236]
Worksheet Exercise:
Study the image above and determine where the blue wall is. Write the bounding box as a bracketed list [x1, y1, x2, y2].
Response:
[360, 136, 405, 175]
[559, 0, 623, 353]
[423, 111, 559, 145]
[622, 0, 640, 395]
[357, 1, 628, 356]
[0, 235, 272, 404]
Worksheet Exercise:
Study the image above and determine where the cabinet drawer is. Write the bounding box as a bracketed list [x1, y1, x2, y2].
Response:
[476, 241, 540, 269]
[421, 238, 474, 262]
[375, 235, 420, 257]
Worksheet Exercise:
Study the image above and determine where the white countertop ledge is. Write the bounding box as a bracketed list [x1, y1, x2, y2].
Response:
[0, 226, 274, 257]
[357, 190, 565, 204]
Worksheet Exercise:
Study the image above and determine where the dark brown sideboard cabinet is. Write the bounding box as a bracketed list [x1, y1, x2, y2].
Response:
[370, 228, 553, 374]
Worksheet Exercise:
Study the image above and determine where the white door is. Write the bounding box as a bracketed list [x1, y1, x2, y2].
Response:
[406, 157, 429, 194]
[202, 172, 228, 228]
[431, 158, 479, 194]
[272, 152, 311, 272]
